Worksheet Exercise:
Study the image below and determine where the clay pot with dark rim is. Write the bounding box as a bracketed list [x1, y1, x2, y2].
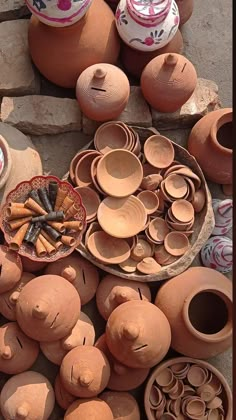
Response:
[0, 245, 22, 293]
[176, 0, 194, 25]
[100, 391, 140, 420]
[154, 267, 232, 359]
[64, 398, 113, 420]
[187, 108, 233, 184]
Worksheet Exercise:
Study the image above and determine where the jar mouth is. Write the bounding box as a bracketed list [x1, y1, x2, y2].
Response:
[127, 0, 171, 25]
[210, 110, 233, 153]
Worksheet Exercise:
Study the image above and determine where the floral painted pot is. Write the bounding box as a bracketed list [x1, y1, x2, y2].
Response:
[212, 199, 232, 236]
[115, 0, 180, 52]
[201, 236, 232, 274]
[25, 0, 93, 27]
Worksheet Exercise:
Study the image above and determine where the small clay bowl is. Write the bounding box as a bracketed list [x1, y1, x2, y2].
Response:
[75, 151, 101, 187]
[196, 384, 216, 402]
[186, 398, 206, 417]
[0, 135, 12, 190]
[137, 191, 159, 215]
[90, 155, 106, 195]
[97, 195, 147, 238]
[148, 217, 170, 243]
[159, 413, 177, 420]
[184, 177, 196, 201]
[164, 164, 187, 178]
[144, 135, 175, 169]
[94, 122, 129, 154]
[130, 128, 142, 156]
[141, 174, 163, 191]
[166, 218, 194, 232]
[84, 222, 101, 247]
[96, 149, 143, 198]
[69, 149, 94, 184]
[187, 365, 208, 387]
[155, 368, 174, 387]
[173, 167, 201, 190]
[164, 174, 188, 199]
[169, 379, 184, 399]
[137, 257, 161, 274]
[160, 181, 175, 203]
[207, 397, 223, 410]
[171, 200, 194, 223]
[149, 385, 163, 408]
[119, 257, 138, 273]
[74, 186, 100, 221]
[192, 189, 206, 213]
[145, 227, 162, 245]
[87, 231, 131, 264]
[164, 232, 190, 257]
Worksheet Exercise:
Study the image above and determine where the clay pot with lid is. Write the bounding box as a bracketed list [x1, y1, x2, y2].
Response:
[28, 0, 120, 88]
[154, 267, 232, 359]
[54, 374, 76, 410]
[16, 274, 81, 342]
[44, 253, 99, 305]
[76, 63, 130, 121]
[65, 398, 113, 420]
[141, 53, 197, 112]
[0, 371, 55, 420]
[60, 345, 111, 397]
[100, 391, 140, 420]
[0, 245, 22, 294]
[106, 300, 171, 368]
[176, 0, 194, 25]
[188, 108, 232, 184]
[96, 274, 151, 320]
[21, 256, 48, 273]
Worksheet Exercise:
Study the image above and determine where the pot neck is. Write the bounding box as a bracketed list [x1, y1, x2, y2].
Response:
[127, 0, 172, 27]
[41, 9, 89, 32]
[208, 110, 232, 156]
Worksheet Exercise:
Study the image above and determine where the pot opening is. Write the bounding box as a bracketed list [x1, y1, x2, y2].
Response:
[188, 291, 228, 334]
[217, 121, 232, 149]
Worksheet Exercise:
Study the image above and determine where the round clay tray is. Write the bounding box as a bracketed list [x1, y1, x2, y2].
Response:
[74, 186, 100, 221]
[94, 122, 129, 154]
[144, 135, 175, 169]
[96, 149, 143, 198]
[164, 232, 190, 256]
[0, 134, 12, 190]
[87, 230, 131, 264]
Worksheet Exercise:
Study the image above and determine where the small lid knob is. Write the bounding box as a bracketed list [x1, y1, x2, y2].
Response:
[16, 402, 30, 419]
[32, 303, 48, 320]
[61, 337, 74, 351]
[62, 266, 76, 282]
[1, 346, 13, 360]
[9, 291, 20, 305]
[122, 322, 140, 340]
[93, 68, 107, 79]
[78, 369, 94, 387]
[114, 287, 129, 304]
[164, 54, 178, 66]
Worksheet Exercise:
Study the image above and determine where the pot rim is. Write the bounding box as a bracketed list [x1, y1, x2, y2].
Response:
[209, 109, 232, 155]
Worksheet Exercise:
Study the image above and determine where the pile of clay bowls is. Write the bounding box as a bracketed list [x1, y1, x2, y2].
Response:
[144, 357, 232, 420]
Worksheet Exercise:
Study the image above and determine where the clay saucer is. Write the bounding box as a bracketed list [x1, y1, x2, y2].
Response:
[187, 365, 208, 387]
[74, 186, 100, 221]
[171, 200, 194, 223]
[137, 257, 161, 274]
[164, 174, 188, 199]
[119, 257, 138, 273]
[97, 195, 147, 238]
[144, 135, 175, 169]
[148, 217, 170, 243]
[87, 231, 131, 264]
[137, 190, 159, 215]
[90, 155, 106, 195]
[164, 232, 190, 256]
[94, 122, 129, 154]
[96, 149, 143, 198]
[0, 135, 12, 190]
[69, 149, 94, 184]
[75, 151, 101, 187]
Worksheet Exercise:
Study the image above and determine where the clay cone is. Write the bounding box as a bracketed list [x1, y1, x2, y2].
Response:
[38, 234, 56, 255]
[8, 217, 32, 231]
[9, 223, 30, 251]
[55, 188, 68, 211]
[61, 235, 76, 247]
[6, 207, 36, 220]
[24, 198, 47, 215]
[35, 237, 47, 257]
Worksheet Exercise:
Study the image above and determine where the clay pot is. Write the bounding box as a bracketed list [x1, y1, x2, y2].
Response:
[141, 53, 197, 112]
[16, 274, 81, 342]
[187, 108, 233, 184]
[60, 346, 111, 397]
[28, 0, 120, 88]
[95, 333, 150, 391]
[120, 30, 183, 79]
[0, 272, 35, 321]
[44, 253, 99, 305]
[176, 0, 194, 25]
[96, 274, 151, 320]
[54, 374, 76, 410]
[21, 256, 48, 273]
[201, 236, 232, 274]
[40, 311, 95, 365]
[0, 134, 12, 190]
[211, 199, 232, 236]
[154, 267, 232, 358]
[106, 300, 171, 368]
[76, 63, 130, 121]
[0, 245, 22, 293]
[100, 391, 140, 420]
[0, 371, 55, 419]
[64, 398, 113, 420]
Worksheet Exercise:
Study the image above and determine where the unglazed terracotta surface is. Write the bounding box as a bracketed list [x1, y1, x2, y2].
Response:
[64, 398, 113, 420]
[0, 135, 12, 190]
[176, 0, 194, 25]
[0, 245, 22, 294]
[54, 374, 76, 410]
[100, 391, 141, 420]
[21, 256, 48, 273]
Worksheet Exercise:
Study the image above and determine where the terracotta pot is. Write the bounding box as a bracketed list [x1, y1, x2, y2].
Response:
[16, 274, 81, 342]
[100, 391, 140, 420]
[176, 0, 194, 25]
[141, 53, 197, 112]
[120, 30, 183, 79]
[65, 398, 113, 420]
[60, 346, 111, 397]
[187, 108, 233, 184]
[54, 374, 76, 410]
[0, 272, 35, 321]
[21, 256, 48, 273]
[44, 253, 99, 305]
[96, 274, 151, 320]
[106, 301, 171, 368]
[28, 0, 120, 88]
[0, 371, 55, 420]
[0, 245, 22, 294]
[154, 267, 232, 359]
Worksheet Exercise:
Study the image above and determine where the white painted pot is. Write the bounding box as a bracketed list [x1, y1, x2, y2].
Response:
[115, 0, 179, 52]
[201, 236, 232, 274]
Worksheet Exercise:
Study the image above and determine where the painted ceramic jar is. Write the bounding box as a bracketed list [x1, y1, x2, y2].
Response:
[201, 236, 232, 274]
[115, 0, 180, 52]
[25, 0, 93, 27]
[212, 199, 232, 236]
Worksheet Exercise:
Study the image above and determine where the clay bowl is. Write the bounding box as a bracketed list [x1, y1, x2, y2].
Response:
[97, 195, 147, 238]
[164, 232, 190, 256]
[0, 135, 12, 190]
[144, 357, 232, 420]
[144, 135, 175, 169]
[74, 186, 100, 222]
[90, 155, 106, 195]
[148, 217, 170, 244]
[69, 149, 94, 184]
[137, 191, 159, 215]
[87, 230, 131, 264]
[143, 163, 161, 177]
[96, 149, 143, 198]
[171, 200, 195, 224]
[75, 151, 101, 187]
[164, 174, 188, 199]
[94, 122, 130, 154]
[0, 175, 86, 262]
[129, 128, 142, 156]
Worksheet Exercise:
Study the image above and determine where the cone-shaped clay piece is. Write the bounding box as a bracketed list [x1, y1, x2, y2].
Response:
[60, 346, 111, 398]
[16, 275, 81, 342]
[21, 256, 48, 273]
[0, 272, 35, 321]
[96, 274, 151, 320]
[40, 311, 95, 365]
[0, 371, 55, 420]
[0, 245, 22, 293]
[106, 301, 171, 368]
[64, 398, 113, 420]
[44, 253, 99, 305]
[100, 391, 140, 420]
[54, 374, 76, 411]
[0, 322, 39, 374]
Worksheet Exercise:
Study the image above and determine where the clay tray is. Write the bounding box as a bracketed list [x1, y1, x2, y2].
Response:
[62, 126, 214, 282]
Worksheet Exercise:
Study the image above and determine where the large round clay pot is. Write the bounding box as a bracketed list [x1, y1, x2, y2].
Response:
[120, 30, 183, 79]
[176, 0, 194, 25]
[21, 256, 48, 273]
[16, 275, 81, 342]
[106, 301, 171, 368]
[100, 391, 140, 420]
[187, 108, 233, 184]
[0, 245, 22, 293]
[154, 267, 232, 359]
[65, 398, 113, 420]
[54, 374, 76, 410]
[28, 0, 120, 88]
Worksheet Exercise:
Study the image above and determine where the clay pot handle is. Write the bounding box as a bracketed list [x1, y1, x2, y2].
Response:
[16, 402, 30, 419]
[122, 322, 140, 340]
[0, 346, 13, 360]
[113, 286, 130, 304]
[32, 303, 49, 320]
[78, 368, 94, 387]
[113, 362, 128, 376]
[61, 266, 76, 283]
[164, 54, 178, 66]
[9, 291, 20, 305]
[93, 68, 107, 79]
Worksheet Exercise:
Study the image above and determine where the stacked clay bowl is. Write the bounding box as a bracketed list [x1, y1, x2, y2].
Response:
[67, 125, 214, 281]
[144, 357, 232, 420]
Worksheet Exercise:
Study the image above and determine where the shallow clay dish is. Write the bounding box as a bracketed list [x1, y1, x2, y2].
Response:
[94, 122, 129, 154]
[75, 151, 101, 187]
[97, 195, 147, 238]
[74, 186, 100, 221]
[148, 218, 170, 243]
[96, 149, 143, 197]
[164, 174, 188, 199]
[171, 200, 194, 223]
[137, 191, 159, 215]
[144, 135, 175, 169]
[164, 232, 190, 256]
[87, 231, 131, 264]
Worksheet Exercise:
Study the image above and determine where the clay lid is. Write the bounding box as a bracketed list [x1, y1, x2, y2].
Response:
[94, 122, 130, 154]
[64, 398, 113, 420]
[97, 195, 147, 238]
[0, 245, 23, 294]
[137, 190, 159, 214]
[137, 257, 162, 274]
[74, 186, 100, 221]
[148, 217, 170, 243]
[164, 232, 190, 256]
[74, 151, 101, 187]
[96, 149, 143, 197]
[164, 174, 188, 199]
[87, 231, 131, 264]
[100, 391, 140, 420]
[171, 199, 194, 223]
[144, 135, 175, 169]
